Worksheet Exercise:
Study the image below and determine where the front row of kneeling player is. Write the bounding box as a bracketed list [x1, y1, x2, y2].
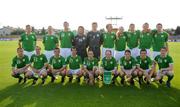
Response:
[11, 46, 174, 88]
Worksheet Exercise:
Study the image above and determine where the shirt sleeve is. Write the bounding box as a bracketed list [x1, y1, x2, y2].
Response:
[19, 34, 23, 42]
[132, 58, 136, 66]
[43, 55, 48, 63]
[148, 57, 152, 66]
[54, 36, 59, 44]
[25, 56, 30, 64]
[11, 57, 16, 67]
[42, 36, 45, 44]
[49, 57, 52, 64]
[79, 56, 82, 64]
[30, 55, 34, 63]
[101, 59, 104, 67]
[165, 32, 169, 42]
[62, 57, 66, 66]
[66, 57, 69, 64]
[169, 56, 173, 64]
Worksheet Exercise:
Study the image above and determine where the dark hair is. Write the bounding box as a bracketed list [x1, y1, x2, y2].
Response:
[156, 23, 162, 26]
[161, 47, 167, 50]
[78, 26, 84, 30]
[92, 22, 97, 25]
[54, 48, 60, 50]
[125, 49, 131, 54]
[71, 46, 77, 51]
[26, 25, 30, 28]
[140, 49, 147, 53]
[36, 46, 41, 50]
[17, 47, 23, 51]
[106, 24, 112, 29]
[64, 21, 69, 24]
[129, 23, 135, 26]
[105, 50, 112, 54]
[143, 22, 149, 25]
[88, 48, 93, 52]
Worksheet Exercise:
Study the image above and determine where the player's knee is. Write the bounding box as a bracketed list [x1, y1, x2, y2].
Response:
[132, 71, 137, 76]
[167, 71, 174, 76]
[138, 71, 143, 76]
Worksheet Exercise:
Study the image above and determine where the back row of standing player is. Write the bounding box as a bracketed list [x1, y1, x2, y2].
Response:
[19, 22, 168, 62]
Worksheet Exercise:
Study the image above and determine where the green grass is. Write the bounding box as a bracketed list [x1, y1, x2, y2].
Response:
[0, 41, 180, 107]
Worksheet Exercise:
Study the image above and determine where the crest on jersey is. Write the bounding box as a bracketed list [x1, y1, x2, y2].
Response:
[110, 61, 113, 64]
[61, 33, 65, 37]
[97, 34, 99, 37]
[76, 59, 79, 62]
[17, 60, 21, 64]
[158, 59, 162, 63]
[124, 61, 127, 66]
[104, 34, 107, 39]
[144, 60, 147, 63]
[69, 58, 73, 63]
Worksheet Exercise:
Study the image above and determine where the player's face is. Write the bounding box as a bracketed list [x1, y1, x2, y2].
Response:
[88, 51, 94, 58]
[105, 51, 111, 58]
[107, 25, 112, 32]
[125, 52, 131, 59]
[54, 49, 60, 56]
[119, 27, 124, 33]
[35, 47, 41, 55]
[129, 24, 135, 31]
[78, 27, 84, 35]
[140, 51, 147, 58]
[156, 25, 163, 32]
[63, 22, 69, 30]
[72, 49, 77, 55]
[26, 26, 32, 34]
[92, 24, 97, 31]
[143, 23, 149, 30]
[48, 26, 53, 35]
[160, 49, 167, 56]
[17, 49, 23, 56]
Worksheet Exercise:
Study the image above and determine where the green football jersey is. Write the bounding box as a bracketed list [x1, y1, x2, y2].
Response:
[139, 31, 153, 49]
[49, 55, 66, 69]
[154, 55, 173, 70]
[101, 57, 117, 71]
[120, 56, 136, 70]
[30, 54, 48, 69]
[83, 57, 99, 70]
[12, 55, 29, 68]
[66, 55, 82, 70]
[102, 32, 115, 48]
[42, 35, 58, 51]
[136, 56, 152, 70]
[115, 32, 127, 51]
[152, 31, 168, 51]
[59, 31, 74, 48]
[19, 32, 36, 52]
[126, 30, 140, 49]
